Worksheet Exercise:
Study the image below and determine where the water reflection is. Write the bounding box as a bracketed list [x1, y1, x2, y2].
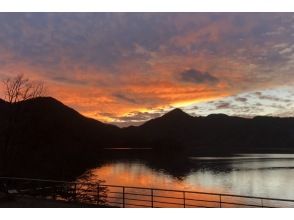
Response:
[78, 154, 294, 203]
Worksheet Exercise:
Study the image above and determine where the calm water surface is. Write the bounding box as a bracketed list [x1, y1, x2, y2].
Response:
[78, 154, 294, 201]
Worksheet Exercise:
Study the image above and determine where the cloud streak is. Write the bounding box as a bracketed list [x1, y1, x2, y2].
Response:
[179, 69, 219, 84]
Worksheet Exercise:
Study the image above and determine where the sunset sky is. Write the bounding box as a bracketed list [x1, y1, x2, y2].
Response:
[0, 13, 294, 126]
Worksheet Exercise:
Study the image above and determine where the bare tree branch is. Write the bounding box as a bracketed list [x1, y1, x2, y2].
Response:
[1, 74, 46, 103]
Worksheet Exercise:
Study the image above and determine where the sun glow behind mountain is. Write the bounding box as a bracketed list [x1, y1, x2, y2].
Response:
[0, 13, 294, 126]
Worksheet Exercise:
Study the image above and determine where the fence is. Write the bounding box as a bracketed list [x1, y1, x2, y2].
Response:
[1, 177, 294, 208]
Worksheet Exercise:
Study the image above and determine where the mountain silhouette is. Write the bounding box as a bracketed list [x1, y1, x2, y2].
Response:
[161, 108, 191, 118]
[143, 108, 194, 127]
[1, 96, 294, 178]
[122, 108, 294, 153]
[0, 97, 120, 148]
[0, 97, 120, 179]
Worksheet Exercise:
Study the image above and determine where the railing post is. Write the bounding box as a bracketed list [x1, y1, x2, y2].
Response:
[123, 186, 125, 208]
[97, 184, 100, 205]
[151, 189, 154, 208]
[261, 199, 263, 208]
[219, 194, 222, 208]
[183, 191, 186, 208]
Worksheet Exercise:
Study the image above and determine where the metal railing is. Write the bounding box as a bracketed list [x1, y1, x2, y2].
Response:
[1, 177, 294, 208]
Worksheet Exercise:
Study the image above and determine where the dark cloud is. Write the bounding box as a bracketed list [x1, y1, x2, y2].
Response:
[215, 101, 232, 109]
[98, 112, 116, 118]
[253, 92, 292, 103]
[191, 106, 199, 110]
[235, 97, 247, 102]
[115, 111, 163, 122]
[179, 69, 219, 84]
[51, 76, 86, 85]
[112, 92, 163, 106]
[268, 103, 285, 109]
[113, 93, 139, 104]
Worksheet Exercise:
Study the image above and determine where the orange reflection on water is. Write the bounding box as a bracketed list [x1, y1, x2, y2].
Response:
[79, 155, 294, 207]
[85, 162, 227, 207]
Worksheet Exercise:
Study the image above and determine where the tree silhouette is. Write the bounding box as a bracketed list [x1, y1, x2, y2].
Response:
[0, 74, 46, 176]
[2, 74, 45, 103]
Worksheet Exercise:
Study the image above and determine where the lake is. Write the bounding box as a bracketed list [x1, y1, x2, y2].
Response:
[77, 153, 294, 207]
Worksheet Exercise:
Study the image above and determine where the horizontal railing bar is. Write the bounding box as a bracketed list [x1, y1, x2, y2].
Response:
[81, 194, 221, 207]
[107, 191, 123, 194]
[124, 197, 152, 203]
[151, 194, 184, 200]
[125, 203, 151, 208]
[218, 194, 294, 203]
[186, 204, 219, 208]
[185, 198, 220, 204]
[1, 177, 294, 203]
[98, 185, 124, 188]
[153, 200, 185, 206]
[220, 201, 273, 208]
[153, 203, 213, 208]
[124, 192, 151, 197]
[152, 194, 219, 203]
[184, 205, 214, 208]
